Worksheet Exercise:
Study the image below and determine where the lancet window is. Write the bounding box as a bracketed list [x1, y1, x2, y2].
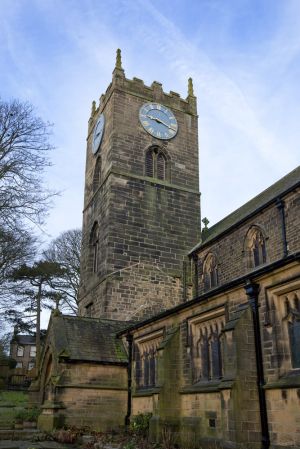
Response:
[188, 311, 225, 384]
[203, 253, 218, 290]
[269, 287, 300, 373]
[245, 226, 267, 268]
[90, 222, 99, 273]
[93, 157, 101, 192]
[284, 293, 300, 369]
[133, 330, 163, 389]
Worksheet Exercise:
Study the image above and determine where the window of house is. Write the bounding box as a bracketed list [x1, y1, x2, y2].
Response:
[245, 226, 267, 268]
[85, 302, 94, 318]
[203, 253, 218, 290]
[90, 222, 99, 273]
[17, 346, 24, 357]
[28, 362, 35, 370]
[16, 362, 23, 369]
[145, 147, 168, 181]
[30, 346, 36, 357]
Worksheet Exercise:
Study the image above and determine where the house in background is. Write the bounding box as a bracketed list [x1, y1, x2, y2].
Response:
[10, 334, 37, 372]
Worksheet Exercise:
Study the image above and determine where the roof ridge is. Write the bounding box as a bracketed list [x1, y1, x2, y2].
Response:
[192, 165, 300, 251]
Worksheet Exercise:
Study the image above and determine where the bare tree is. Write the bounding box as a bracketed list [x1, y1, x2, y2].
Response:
[0, 98, 54, 230]
[44, 229, 81, 314]
[0, 98, 55, 304]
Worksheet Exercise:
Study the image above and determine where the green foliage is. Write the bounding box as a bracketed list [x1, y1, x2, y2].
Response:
[0, 390, 28, 405]
[130, 413, 152, 437]
[15, 407, 40, 423]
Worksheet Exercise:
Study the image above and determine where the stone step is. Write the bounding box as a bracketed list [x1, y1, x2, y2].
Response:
[0, 429, 41, 440]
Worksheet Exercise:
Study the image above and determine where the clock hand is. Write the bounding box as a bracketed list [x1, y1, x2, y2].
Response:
[147, 114, 176, 130]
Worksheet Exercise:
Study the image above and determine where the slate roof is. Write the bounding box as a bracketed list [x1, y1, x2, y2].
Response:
[191, 166, 300, 253]
[13, 335, 36, 345]
[51, 315, 130, 363]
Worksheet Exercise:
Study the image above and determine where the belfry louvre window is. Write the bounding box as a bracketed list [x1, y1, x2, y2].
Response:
[145, 147, 168, 181]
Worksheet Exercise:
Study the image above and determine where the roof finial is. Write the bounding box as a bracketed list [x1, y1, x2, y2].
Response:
[188, 77, 194, 97]
[116, 48, 122, 70]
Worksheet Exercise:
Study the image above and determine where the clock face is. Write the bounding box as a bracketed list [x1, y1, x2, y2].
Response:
[139, 103, 178, 140]
[92, 114, 105, 154]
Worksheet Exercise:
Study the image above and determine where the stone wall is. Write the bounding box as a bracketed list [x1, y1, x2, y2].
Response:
[129, 260, 300, 449]
[79, 70, 201, 321]
[195, 188, 299, 296]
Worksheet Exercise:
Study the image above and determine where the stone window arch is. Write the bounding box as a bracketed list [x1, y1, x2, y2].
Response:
[89, 222, 99, 273]
[93, 157, 101, 192]
[244, 226, 267, 268]
[203, 253, 218, 290]
[145, 146, 169, 181]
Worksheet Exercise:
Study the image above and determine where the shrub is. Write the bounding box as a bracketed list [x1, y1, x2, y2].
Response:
[130, 413, 152, 437]
[14, 407, 40, 423]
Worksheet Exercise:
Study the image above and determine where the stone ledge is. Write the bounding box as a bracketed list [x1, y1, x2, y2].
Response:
[180, 378, 234, 394]
[264, 373, 300, 389]
[133, 387, 161, 397]
[56, 383, 127, 391]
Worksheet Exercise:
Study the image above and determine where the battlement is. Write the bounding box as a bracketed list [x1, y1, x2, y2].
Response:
[89, 49, 197, 124]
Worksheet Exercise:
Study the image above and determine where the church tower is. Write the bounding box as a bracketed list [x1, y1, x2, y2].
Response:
[78, 50, 201, 321]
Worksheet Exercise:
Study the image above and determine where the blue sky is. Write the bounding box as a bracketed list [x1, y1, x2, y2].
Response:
[1, 0, 299, 241]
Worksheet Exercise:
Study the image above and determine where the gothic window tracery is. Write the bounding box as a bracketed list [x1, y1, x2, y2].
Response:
[270, 288, 300, 373]
[203, 253, 218, 290]
[145, 147, 168, 181]
[189, 313, 225, 384]
[133, 330, 163, 389]
[245, 226, 267, 268]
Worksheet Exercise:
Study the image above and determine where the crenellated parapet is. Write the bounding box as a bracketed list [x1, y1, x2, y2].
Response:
[89, 49, 197, 130]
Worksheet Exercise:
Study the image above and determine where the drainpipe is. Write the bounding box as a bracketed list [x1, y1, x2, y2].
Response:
[125, 333, 133, 427]
[245, 281, 270, 449]
[276, 198, 288, 258]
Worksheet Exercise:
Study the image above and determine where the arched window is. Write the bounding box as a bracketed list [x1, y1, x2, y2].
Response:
[93, 157, 101, 192]
[245, 226, 267, 268]
[90, 222, 99, 273]
[203, 253, 218, 290]
[145, 147, 168, 181]
[192, 323, 223, 383]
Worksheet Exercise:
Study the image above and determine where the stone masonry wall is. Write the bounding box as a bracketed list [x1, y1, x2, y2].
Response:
[79, 73, 201, 320]
[195, 188, 299, 296]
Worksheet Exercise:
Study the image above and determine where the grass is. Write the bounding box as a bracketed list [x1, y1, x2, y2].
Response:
[0, 390, 28, 405]
[0, 390, 29, 428]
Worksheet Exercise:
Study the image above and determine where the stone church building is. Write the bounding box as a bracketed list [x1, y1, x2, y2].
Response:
[34, 51, 300, 449]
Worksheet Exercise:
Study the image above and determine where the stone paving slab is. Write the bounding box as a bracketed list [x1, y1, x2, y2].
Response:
[0, 441, 76, 449]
